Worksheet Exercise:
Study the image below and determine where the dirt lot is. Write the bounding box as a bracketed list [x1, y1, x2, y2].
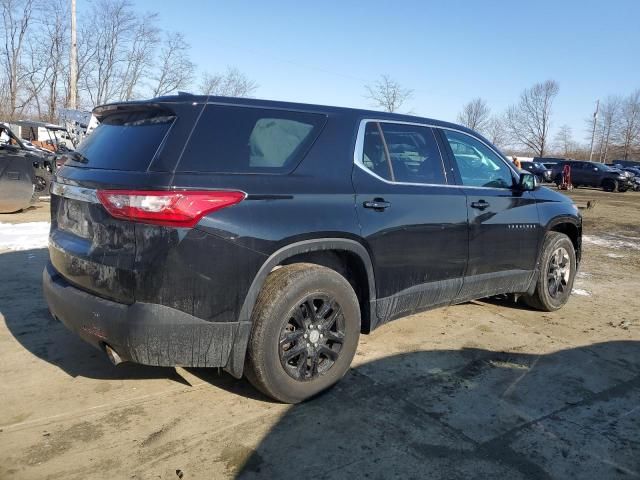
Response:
[1, 189, 639, 479]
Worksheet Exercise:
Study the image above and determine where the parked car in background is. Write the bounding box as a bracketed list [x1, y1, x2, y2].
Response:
[44, 96, 582, 403]
[520, 160, 552, 182]
[0, 122, 55, 202]
[533, 157, 570, 173]
[613, 165, 640, 191]
[550, 160, 632, 192]
[611, 159, 640, 169]
[0, 124, 36, 212]
[11, 120, 75, 153]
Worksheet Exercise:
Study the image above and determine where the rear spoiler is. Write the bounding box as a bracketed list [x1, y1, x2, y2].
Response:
[92, 102, 176, 122]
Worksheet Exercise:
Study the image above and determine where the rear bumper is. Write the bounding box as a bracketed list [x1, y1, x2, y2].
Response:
[43, 262, 242, 368]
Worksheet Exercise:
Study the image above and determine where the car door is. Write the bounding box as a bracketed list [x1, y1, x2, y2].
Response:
[0, 138, 35, 213]
[352, 120, 468, 326]
[568, 161, 586, 185]
[437, 128, 542, 302]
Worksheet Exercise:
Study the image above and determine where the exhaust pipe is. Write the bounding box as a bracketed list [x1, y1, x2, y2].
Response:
[104, 344, 123, 365]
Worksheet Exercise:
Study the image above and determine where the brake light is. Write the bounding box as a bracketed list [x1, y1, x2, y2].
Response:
[96, 190, 245, 227]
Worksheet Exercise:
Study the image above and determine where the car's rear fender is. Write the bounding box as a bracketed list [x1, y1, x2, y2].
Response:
[224, 238, 377, 378]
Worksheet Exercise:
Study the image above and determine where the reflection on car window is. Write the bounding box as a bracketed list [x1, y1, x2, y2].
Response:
[444, 131, 513, 188]
[360, 122, 446, 184]
[179, 106, 325, 173]
[362, 122, 392, 181]
[380, 123, 446, 184]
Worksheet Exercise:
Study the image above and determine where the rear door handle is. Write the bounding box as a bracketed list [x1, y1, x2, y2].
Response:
[470, 200, 490, 210]
[363, 198, 391, 211]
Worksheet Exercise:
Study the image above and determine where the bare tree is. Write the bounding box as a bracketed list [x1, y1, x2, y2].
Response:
[617, 90, 640, 160]
[457, 98, 491, 132]
[554, 124, 574, 157]
[485, 115, 507, 148]
[505, 80, 559, 157]
[42, 0, 69, 120]
[200, 67, 258, 97]
[364, 74, 413, 113]
[82, 0, 136, 106]
[152, 32, 194, 97]
[0, 0, 35, 118]
[0, 78, 9, 117]
[596, 96, 621, 163]
[20, 35, 49, 117]
[118, 12, 159, 101]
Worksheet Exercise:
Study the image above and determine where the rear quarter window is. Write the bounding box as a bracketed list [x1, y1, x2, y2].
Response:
[177, 105, 326, 173]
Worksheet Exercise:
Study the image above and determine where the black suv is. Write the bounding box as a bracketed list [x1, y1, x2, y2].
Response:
[551, 160, 632, 192]
[520, 160, 552, 182]
[43, 96, 582, 403]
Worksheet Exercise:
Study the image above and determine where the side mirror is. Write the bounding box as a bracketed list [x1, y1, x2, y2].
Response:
[518, 172, 537, 191]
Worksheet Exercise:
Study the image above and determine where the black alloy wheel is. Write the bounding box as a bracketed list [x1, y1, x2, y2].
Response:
[279, 294, 345, 381]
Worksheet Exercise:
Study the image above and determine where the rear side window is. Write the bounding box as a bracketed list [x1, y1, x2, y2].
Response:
[362, 122, 392, 181]
[380, 123, 446, 184]
[73, 111, 174, 170]
[359, 121, 446, 184]
[178, 105, 325, 173]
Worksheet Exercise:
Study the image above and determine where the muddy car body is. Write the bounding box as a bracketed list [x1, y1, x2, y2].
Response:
[43, 96, 582, 402]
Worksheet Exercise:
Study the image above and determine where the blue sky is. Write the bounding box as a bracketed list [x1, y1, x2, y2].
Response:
[129, 0, 638, 142]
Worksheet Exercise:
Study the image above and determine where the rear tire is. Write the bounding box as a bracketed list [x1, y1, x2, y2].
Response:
[602, 179, 618, 192]
[31, 171, 52, 202]
[245, 263, 360, 403]
[523, 232, 576, 312]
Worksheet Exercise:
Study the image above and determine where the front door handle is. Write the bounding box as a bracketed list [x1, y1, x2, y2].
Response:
[363, 198, 391, 211]
[470, 200, 490, 210]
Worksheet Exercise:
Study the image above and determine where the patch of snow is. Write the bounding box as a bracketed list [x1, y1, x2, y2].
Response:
[572, 288, 591, 297]
[583, 234, 640, 251]
[577, 271, 592, 278]
[0, 222, 50, 251]
[606, 253, 626, 259]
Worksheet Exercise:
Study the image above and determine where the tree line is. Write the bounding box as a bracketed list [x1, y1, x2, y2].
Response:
[2, 0, 638, 160]
[0, 0, 258, 122]
[365, 75, 640, 161]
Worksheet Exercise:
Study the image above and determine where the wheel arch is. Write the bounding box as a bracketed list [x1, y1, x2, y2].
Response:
[547, 216, 582, 264]
[224, 238, 377, 379]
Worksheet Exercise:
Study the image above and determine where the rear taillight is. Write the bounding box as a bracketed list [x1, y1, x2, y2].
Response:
[96, 190, 245, 227]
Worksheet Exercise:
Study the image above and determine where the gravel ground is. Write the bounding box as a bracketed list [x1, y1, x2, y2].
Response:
[0, 188, 638, 479]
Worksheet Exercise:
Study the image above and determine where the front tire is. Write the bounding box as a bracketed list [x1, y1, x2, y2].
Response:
[523, 232, 576, 311]
[245, 263, 360, 403]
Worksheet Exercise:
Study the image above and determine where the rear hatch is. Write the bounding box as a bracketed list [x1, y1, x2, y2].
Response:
[49, 101, 201, 303]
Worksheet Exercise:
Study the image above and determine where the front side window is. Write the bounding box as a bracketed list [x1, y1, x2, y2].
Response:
[359, 121, 446, 184]
[443, 130, 514, 188]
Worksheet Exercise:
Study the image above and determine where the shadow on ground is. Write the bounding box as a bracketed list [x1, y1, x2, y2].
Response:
[0, 248, 190, 384]
[234, 342, 640, 479]
[1, 248, 282, 398]
[3, 249, 640, 479]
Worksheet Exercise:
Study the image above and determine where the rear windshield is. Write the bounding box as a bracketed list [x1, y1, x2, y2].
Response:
[70, 111, 174, 170]
[177, 105, 326, 173]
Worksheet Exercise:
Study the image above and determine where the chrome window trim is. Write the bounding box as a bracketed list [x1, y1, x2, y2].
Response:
[353, 118, 520, 190]
[51, 182, 99, 203]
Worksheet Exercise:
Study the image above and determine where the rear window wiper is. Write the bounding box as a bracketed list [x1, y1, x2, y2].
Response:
[62, 151, 89, 164]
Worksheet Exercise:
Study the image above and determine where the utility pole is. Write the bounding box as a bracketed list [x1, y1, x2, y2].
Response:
[588, 99, 599, 162]
[69, 0, 77, 109]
